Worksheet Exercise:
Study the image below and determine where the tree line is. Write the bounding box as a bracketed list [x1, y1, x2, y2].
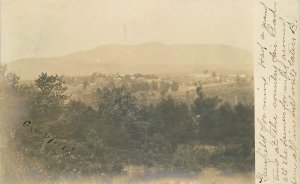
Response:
[0, 65, 254, 177]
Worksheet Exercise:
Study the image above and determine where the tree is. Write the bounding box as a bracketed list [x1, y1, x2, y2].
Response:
[97, 84, 137, 128]
[192, 86, 219, 115]
[156, 96, 193, 146]
[29, 73, 68, 121]
[6, 73, 20, 91]
[0, 64, 6, 77]
[0, 64, 20, 94]
[60, 100, 97, 140]
[192, 86, 221, 142]
[234, 102, 254, 144]
[0, 64, 6, 97]
[35, 73, 67, 101]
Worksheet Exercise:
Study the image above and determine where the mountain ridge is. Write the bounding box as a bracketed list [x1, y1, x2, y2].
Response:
[7, 43, 253, 79]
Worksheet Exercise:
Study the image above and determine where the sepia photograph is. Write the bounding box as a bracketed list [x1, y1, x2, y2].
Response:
[1, 0, 255, 183]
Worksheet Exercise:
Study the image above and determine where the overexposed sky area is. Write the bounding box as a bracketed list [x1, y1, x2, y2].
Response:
[1, 0, 253, 62]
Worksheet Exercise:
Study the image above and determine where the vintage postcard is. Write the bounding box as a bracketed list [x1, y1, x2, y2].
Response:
[0, 0, 299, 184]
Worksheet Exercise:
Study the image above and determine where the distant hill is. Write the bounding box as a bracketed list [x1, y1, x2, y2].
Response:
[7, 42, 253, 79]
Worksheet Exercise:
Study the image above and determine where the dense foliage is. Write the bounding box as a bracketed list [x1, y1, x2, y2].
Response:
[0, 66, 254, 177]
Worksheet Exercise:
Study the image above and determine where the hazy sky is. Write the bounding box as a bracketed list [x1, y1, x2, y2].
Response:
[1, 0, 253, 62]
